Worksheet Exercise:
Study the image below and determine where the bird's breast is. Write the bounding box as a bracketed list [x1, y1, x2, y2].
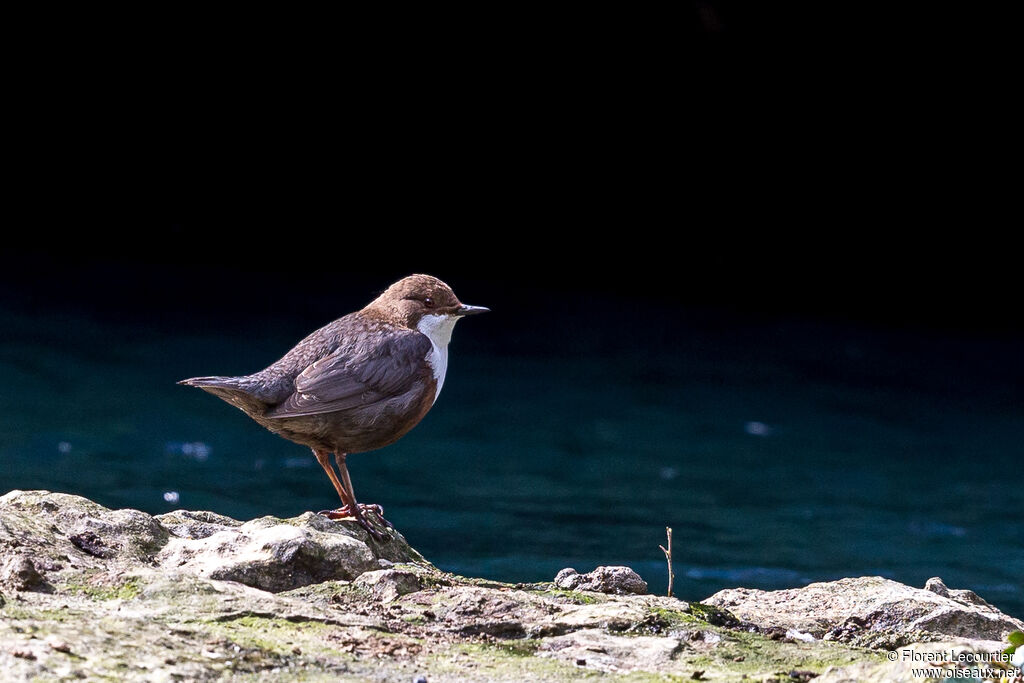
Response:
[425, 343, 448, 402]
[416, 313, 459, 403]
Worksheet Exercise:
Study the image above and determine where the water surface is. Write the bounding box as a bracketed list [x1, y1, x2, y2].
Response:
[1, 297, 1020, 618]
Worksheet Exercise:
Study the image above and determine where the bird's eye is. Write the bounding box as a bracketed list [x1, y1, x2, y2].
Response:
[424, 297, 435, 308]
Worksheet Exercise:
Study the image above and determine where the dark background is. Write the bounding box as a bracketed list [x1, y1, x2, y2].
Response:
[3, 2, 1014, 329]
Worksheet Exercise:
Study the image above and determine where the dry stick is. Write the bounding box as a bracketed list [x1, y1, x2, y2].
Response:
[659, 526, 674, 598]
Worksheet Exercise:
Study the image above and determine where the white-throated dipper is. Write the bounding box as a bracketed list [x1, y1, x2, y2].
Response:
[179, 274, 488, 538]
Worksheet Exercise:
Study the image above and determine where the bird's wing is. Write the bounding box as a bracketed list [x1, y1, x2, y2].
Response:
[264, 329, 432, 419]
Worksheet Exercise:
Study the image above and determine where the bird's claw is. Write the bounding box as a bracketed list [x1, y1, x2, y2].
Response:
[318, 504, 393, 539]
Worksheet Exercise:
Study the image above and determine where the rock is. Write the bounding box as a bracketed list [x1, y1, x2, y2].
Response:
[553, 567, 578, 586]
[45, 637, 71, 653]
[354, 568, 423, 602]
[0, 490, 424, 595]
[553, 566, 648, 595]
[436, 585, 544, 637]
[537, 628, 683, 673]
[545, 599, 654, 634]
[0, 490, 169, 569]
[0, 554, 45, 591]
[922, 576, 995, 609]
[3, 490, 1022, 682]
[924, 576, 949, 597]
[156, 509, 243, 539]
[703, 576, 1024, 649]
[154, 512, 403, 592]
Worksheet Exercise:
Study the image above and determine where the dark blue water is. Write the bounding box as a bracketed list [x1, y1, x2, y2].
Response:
[1, 299, 1021, 618]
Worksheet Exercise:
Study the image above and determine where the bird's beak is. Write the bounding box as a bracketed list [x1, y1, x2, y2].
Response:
[456, 304, 490, 316]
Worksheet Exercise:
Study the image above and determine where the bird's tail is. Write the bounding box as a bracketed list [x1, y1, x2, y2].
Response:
[178, 375, 267, 413]
[178, 375, 243, 390]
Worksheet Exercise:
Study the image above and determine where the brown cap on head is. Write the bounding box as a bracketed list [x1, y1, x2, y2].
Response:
[363, 274, 489, 327]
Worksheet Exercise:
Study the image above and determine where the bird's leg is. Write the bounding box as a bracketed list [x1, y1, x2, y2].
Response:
[313, 448, 355, 508]
[313, 448, 377, 535]
[317, 452, 392, 539]
[335, 452, 395, 533]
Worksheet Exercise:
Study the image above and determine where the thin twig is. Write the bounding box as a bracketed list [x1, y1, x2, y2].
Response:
[659, 526, 674, 598]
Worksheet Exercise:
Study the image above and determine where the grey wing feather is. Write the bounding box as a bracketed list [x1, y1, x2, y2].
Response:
[265, 331, 432, 418]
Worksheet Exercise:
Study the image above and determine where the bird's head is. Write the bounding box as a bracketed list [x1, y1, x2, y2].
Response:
[364, 275, 489, 336]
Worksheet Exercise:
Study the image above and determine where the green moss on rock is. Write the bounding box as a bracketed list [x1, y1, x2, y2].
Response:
[535, 588, 604, 605]
[65, 576, 143, 601]
[688, 601, 740, 626]
[646, 606, 699, 629]
[203, 615, 338, 657]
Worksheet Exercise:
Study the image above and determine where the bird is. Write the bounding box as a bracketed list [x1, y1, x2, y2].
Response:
[179, 274, 488, 539]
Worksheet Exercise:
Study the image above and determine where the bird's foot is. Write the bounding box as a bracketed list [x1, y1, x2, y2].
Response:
[318, 502, 389, 523]
[318, 504, 393, 540]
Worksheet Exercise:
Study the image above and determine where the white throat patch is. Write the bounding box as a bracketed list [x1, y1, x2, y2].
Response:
[416, 313, 460, 402]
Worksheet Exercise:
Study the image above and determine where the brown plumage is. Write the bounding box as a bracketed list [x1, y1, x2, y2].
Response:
[179, 274, 488, 538]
